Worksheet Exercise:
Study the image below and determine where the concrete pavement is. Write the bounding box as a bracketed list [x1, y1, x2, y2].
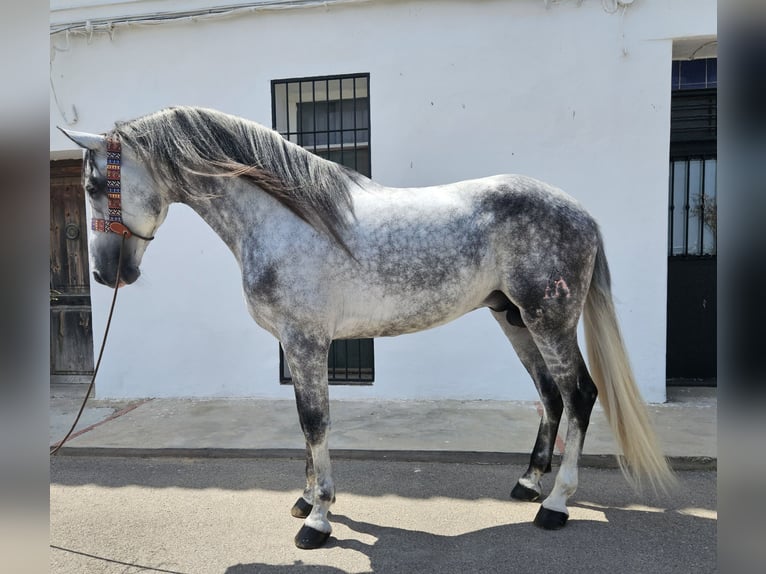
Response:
[50, 456, 716, 573]
[50, 386, 716, 467]
[49, 387, 717, 572]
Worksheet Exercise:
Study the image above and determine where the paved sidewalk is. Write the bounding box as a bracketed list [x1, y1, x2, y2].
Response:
[50, 386, 716, 467]
[51, 457, 717, 574]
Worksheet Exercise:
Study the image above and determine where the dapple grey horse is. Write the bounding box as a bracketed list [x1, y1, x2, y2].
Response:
[62, 106, 674, 549]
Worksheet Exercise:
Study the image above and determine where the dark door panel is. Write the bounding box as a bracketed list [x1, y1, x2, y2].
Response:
[666, 257, 716, 381]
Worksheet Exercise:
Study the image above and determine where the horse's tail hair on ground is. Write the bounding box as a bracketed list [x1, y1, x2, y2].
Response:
[583, 234, 677, 493]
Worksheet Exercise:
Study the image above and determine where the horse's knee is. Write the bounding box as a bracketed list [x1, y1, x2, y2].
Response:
[298, 408, 330, 445]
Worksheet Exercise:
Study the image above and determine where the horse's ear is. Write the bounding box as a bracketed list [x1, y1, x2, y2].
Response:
[58, 127, 106, 151]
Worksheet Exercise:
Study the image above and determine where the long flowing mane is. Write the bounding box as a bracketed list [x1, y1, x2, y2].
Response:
[112, 106, 360, 252]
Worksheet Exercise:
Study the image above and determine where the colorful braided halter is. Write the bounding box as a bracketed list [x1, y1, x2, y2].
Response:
[91, 135, 154, 241]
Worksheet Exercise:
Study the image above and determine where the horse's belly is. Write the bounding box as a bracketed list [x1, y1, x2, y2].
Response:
[333, 286, 487, 339]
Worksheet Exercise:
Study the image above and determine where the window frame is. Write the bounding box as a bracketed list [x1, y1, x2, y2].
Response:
[668, 86, 717, 258]
[271, 73, 371, 177]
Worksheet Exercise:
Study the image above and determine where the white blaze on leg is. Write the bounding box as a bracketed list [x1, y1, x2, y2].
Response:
[541, 425, 582, 515]
[518, 470, 544, 493]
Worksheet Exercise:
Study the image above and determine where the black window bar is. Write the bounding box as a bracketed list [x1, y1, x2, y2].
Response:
[272, 73, 374, 384]
[668, 156, 717, 257]
[272, 74, 371, 177]
[279, 338, 375, 384]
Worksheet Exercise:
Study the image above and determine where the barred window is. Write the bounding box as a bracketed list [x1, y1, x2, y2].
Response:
[272, 74, 371, 176]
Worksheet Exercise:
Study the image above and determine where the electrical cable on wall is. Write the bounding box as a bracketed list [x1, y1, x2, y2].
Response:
[50, 0, 373, 36]
[52, 0, 609, 36]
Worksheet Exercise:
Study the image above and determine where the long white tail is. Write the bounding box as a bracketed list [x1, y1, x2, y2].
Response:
[583, 239, 677, 492]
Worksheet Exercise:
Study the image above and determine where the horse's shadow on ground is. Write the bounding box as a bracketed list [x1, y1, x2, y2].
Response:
[225, 502, 716, 574]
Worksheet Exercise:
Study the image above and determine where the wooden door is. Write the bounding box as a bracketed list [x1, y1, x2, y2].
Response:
[50, 159, 94, 378]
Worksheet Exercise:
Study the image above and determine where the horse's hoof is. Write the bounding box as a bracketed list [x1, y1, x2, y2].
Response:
[291, 497, 313, 518]
[510, 482, 541, 502]
[533, 506, 569, 530]
[294, 525, 331, 549]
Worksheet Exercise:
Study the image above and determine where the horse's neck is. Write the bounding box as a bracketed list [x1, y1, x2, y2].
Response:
[179, 178, 269, 260]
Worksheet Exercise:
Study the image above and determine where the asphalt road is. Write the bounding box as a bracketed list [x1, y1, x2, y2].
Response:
[50, 456, 716, 573]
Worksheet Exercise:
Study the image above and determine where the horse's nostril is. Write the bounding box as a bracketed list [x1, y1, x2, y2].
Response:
[92, 270, 106, 285]
[121, 266, 141, 285]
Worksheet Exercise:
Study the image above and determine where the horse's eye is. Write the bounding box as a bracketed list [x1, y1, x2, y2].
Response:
[85, 178, 105, 197]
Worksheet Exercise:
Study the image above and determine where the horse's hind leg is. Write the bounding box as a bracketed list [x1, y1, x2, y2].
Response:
[281, 335, 335, 549]
[527, 327, 598, 530]
[491, 310, 563, 502]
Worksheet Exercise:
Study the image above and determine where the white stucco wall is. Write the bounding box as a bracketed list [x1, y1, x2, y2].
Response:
[50, 0, 716, 402]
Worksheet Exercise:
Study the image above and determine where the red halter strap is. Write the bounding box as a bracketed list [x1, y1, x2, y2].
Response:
[91, 135, 154, 241]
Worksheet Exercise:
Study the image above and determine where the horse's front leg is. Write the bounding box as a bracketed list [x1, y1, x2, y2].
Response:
[290, 443, 316, 519]
[282, 335, 335, 549]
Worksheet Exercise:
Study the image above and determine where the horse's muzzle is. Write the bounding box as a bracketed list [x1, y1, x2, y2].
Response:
[92, 265, 141, 288]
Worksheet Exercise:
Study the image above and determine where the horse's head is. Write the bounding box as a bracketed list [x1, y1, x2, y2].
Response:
[59, 128, 169, 288]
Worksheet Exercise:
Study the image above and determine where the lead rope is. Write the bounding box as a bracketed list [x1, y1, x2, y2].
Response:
[50, 232, 127, 455]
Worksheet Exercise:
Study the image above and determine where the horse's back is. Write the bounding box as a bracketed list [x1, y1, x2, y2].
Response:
[361, 174, 593, 223]
[351, 172, 600, 286]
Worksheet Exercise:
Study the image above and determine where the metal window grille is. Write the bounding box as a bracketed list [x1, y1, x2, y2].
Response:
[272, 74, 371, 177]
[668, 156, 717, 256]
[272, 73, 374, 384]
[668, 88, 717, 257]
[279, 338, 375, 385]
